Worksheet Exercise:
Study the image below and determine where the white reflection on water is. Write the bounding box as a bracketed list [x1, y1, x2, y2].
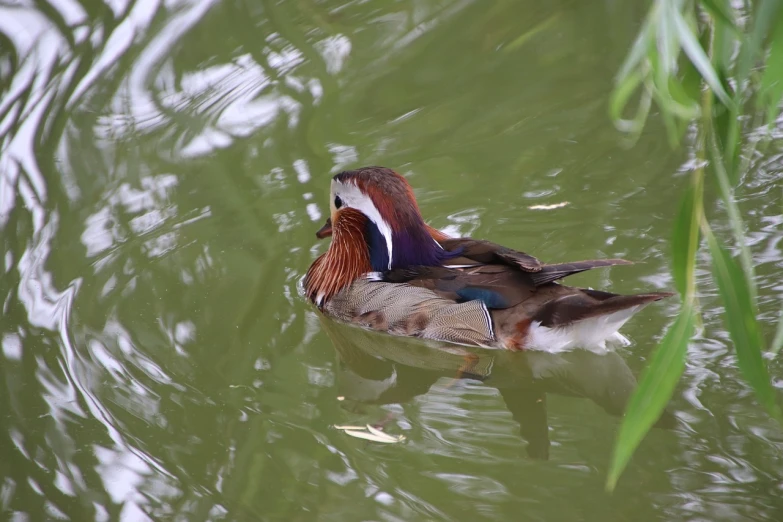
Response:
[2, 333, 23, 361]
[0, 0, 228, 517]
[80, 174, 179, 258]
[314, 34, 351, 74]
[94, 445, 151, 521]
[158, 49, 304, 157]
[328, 143, 359, 172]
[18, 217, 74, 330]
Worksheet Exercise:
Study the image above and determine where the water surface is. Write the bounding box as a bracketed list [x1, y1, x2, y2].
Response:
[2, 0, 783, 520]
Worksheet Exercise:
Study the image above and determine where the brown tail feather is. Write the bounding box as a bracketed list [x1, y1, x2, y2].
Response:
[534, 291, 674, 328]
[530, 259, 634, 286]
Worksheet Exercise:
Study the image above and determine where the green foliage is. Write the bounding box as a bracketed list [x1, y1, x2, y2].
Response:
[606, 305, 694, 491]
[671, 185, 701, 297]
[704, 225, 782, 422]
[760, 13, 783, 123]
[607, 0, 783, 490]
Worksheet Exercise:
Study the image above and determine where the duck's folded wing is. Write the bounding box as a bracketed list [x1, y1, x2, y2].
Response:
[438, 239, 636, 288]
[439, 238, 543, 272]
[384, 265, 537, 309]
[529, 259, 634, 286]
[532, 289, 674, 327]
[384, 258, 638, 310]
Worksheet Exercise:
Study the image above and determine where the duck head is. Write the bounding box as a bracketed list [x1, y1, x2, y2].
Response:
[304, 166, 454, 306]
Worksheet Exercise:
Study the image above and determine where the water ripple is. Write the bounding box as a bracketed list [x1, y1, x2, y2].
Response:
[2, 0, 783, 520]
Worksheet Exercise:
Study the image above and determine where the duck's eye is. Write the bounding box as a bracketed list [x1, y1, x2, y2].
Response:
[334, 195, 343, 209]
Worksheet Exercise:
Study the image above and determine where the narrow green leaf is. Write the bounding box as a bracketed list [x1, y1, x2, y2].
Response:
[673, 9, 733, 107]
[611, 69, 653, 139]
[659, 101, 681, 147]
[616, 13, 655, 82]
[712, 37, 735, 103]
[680, 47, 704, 106]
[606, 307, 694, 492]
[622, 88, 654, 141]
[657, 2, 678, 81]
[759, 13, 783, 123]
[726, 0, 781, 168]
[736, 0, 782, 88]
[708, 130, 757, 301]
[504, 13, 560, 52]
[707, 0, 737, 90]
[700, 0, 738, 32]
[723, 114, 740, 183]
[666, 77, 701, 119]
[671, 185, 698, 296]
[610, 71, 643, 124]
[704, 228, 783, 422]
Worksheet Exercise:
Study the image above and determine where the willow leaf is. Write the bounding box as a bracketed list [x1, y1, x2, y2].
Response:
[705, 228, 782, 422]
[672, 186, 698, 296]
[610, 70, 643, 125]
[759, 12, 783, 123]
[616, 12, 655, 82]
[606, 306, 693, 491]
[700, 0, 737, 32]
[736, 0, 782, 87]
[673, 9, 732, 107]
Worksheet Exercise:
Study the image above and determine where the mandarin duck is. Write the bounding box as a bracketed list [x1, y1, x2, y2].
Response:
[303, 167, 672, 352]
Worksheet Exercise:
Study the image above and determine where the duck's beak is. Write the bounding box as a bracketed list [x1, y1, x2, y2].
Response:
[315, 217, 333, 239]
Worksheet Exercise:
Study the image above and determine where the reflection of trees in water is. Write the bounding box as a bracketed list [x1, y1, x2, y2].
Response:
[0, 1, 235, 518]
[0, 0, 669, 519]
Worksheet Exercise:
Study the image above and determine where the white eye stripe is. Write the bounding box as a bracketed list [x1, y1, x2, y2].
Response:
[332, 179, 394, 269]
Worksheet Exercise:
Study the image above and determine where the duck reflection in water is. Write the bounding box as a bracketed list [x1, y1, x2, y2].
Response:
[319, 315, 675, 460]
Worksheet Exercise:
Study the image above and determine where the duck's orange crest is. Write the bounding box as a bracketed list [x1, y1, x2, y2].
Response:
[304, 208, 372, 305]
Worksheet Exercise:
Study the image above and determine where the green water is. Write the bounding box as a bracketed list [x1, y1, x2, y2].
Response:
[2, 0, 783, 520]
